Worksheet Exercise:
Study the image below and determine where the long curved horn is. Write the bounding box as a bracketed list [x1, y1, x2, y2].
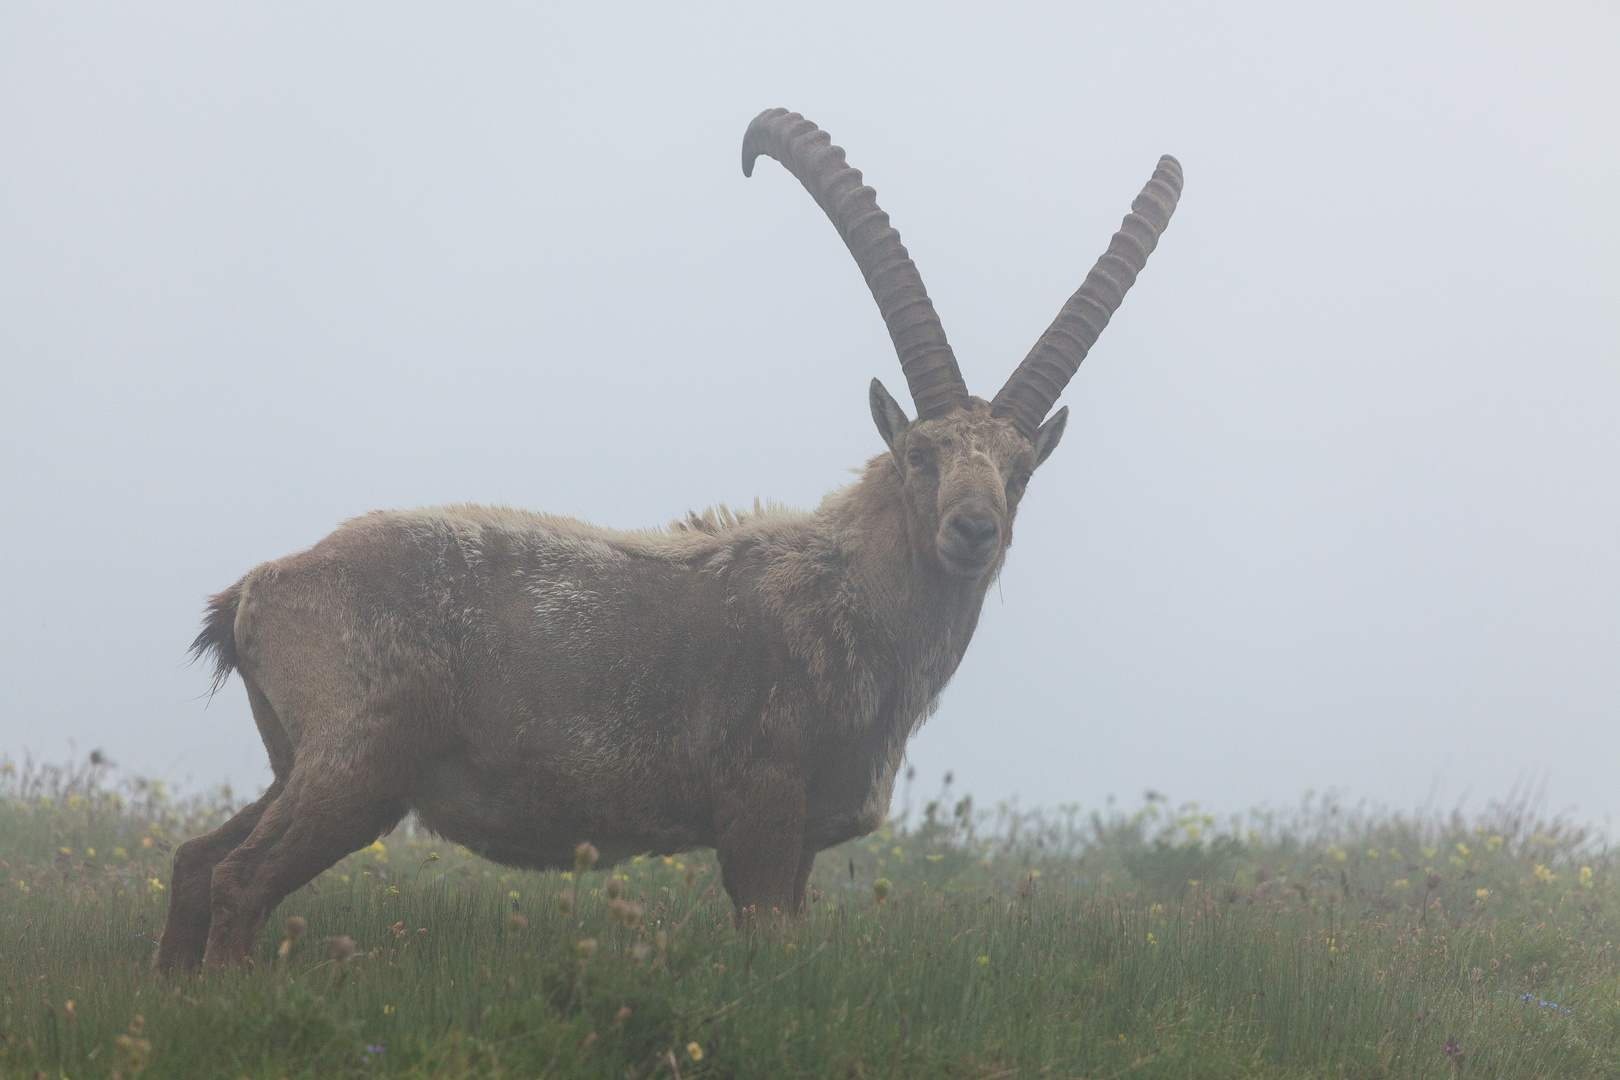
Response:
[991, 156, 1183, 438]
[743, 109, 970, 420]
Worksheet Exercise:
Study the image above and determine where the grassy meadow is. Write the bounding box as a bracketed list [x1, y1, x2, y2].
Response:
[2, 756, 1617, 1079]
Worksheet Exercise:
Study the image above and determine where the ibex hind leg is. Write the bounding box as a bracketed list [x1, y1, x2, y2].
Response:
[155, 677, 293, 974]
[201, 738, 407, 970]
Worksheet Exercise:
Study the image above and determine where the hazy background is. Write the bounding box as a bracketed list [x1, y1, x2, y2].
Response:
[3, 5, 1616, 824]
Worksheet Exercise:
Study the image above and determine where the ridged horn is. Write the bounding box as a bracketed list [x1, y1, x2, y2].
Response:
[991, 155, 1183, 438]
[743, 109, 971, 420]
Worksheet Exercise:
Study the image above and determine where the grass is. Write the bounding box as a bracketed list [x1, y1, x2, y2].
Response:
[2, 757, 1617, 1078]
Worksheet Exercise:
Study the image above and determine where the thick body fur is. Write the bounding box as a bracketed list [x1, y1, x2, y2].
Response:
[159, 406, 1027, 970]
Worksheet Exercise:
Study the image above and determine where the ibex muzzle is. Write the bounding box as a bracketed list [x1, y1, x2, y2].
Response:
[155, 108, 1181, 972]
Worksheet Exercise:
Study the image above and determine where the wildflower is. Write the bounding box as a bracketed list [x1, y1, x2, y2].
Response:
[330, 936, 357, 962]
[687, 1041, 704, 1061]
[113, 847, 128, 859]
[663, 856, 675, 865]
[509, 890, 521, 900]
[1485, 835, 1504, 852]
[576, 938, 598, 961]
[1420, 846, 1438, 859]
[64, 1000, 75, 1016]
[1366, 849, 1379, 859]
[362, 1044, 386, 1063]
[605, 877, 622, 900]
[1147, 933, 1157, 946]
[615, 1006, 633, 1023]
[976, 955, 989, 966]
[384, 885, 399, 896]
[926, 853, 944, 863]
[575, 842, 599, 871]
[1443, 1035, 1461, 1058]
[60, 846, 71, 856]
[873, 878, 892, 904]
[1475, 888, 1490, 901]
[148, 878, 164, 892]
[1455, 842, 1470, 857]
[114, 1014, 151, 1075]
[1533, 864, 1556, 884]
[892, 846, 903, 857]
[1579, 866, 1593, 889]
[86, 848, 95, 858]
[1392, 878, 1409, 889]
[507, 913, 528, 932]
[142, 837, 153, 849]
[1324, 845, 1346, 862]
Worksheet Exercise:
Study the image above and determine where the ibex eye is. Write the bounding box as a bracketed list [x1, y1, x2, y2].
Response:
[907, 450, 925, 467]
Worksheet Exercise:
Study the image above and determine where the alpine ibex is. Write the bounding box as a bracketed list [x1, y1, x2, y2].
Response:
[156, 108, 1181, 971]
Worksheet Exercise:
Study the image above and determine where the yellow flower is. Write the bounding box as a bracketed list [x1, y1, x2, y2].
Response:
[148, 878, 164, 892]
[1366, 849, 1380, 859]
[113, 847, 127, 859]
[509, 890, 521, 900]
[1392, 879, 1410, 889]
[925, 853, 944, 862]
[1485, 835, 1504, 852]
[1579, 866, 1593, 889]
[662, 856, 674, 865]
[1533, 864, 1556, 884]
[141, 837, 153, 849]
[86, 848, 96, 858]
[976, 955, 989, 966]
[1455, 842, 1471, 857]
[60, 847, 71, 856]
[1420, 846, 1438, 859]
[1475, 888, 1490, 900]
[687, 1042, 704, 1061]
[1146, 933, 1157, 946]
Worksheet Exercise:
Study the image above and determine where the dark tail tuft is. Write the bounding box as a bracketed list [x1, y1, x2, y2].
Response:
[190, 582, 244, 695]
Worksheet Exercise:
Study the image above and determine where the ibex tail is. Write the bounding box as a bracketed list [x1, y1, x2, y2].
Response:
[190, 580, 244, 695]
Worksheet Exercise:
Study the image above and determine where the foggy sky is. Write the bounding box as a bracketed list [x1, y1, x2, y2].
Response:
[2, 4, 1616, 825]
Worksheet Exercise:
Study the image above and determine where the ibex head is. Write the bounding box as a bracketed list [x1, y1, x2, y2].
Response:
[744, 109, 1182, 579]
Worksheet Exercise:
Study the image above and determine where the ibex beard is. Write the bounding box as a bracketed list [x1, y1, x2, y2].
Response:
[155, 108, 1181, 972]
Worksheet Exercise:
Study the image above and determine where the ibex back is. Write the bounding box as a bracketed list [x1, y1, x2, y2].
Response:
[157, 109, 1181, 972]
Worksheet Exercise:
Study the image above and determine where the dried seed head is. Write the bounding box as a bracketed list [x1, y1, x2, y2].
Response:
[284, 916, 308, 940]
[575, 842, 599, 871]
[631, 942, 651, 962]
[615, 1006, 633, 1023]
[605, 877, 622, 900]
[330, 935, 357, 962]
[607, 899, 626, 925]
[557, 890, 574, 915]
[684, 865, 698, 886]
[507, 912, 528, 933]
[575, 937, 598, 961]
[622, 902, 644, 929]
[1425, 871, 1444, 892]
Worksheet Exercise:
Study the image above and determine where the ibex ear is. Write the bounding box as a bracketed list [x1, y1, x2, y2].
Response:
[1034, 406, 1068, 467]
[869, 378, 910, 471]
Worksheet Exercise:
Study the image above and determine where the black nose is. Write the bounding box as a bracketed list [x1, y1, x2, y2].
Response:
[948, 509, 999, 545]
